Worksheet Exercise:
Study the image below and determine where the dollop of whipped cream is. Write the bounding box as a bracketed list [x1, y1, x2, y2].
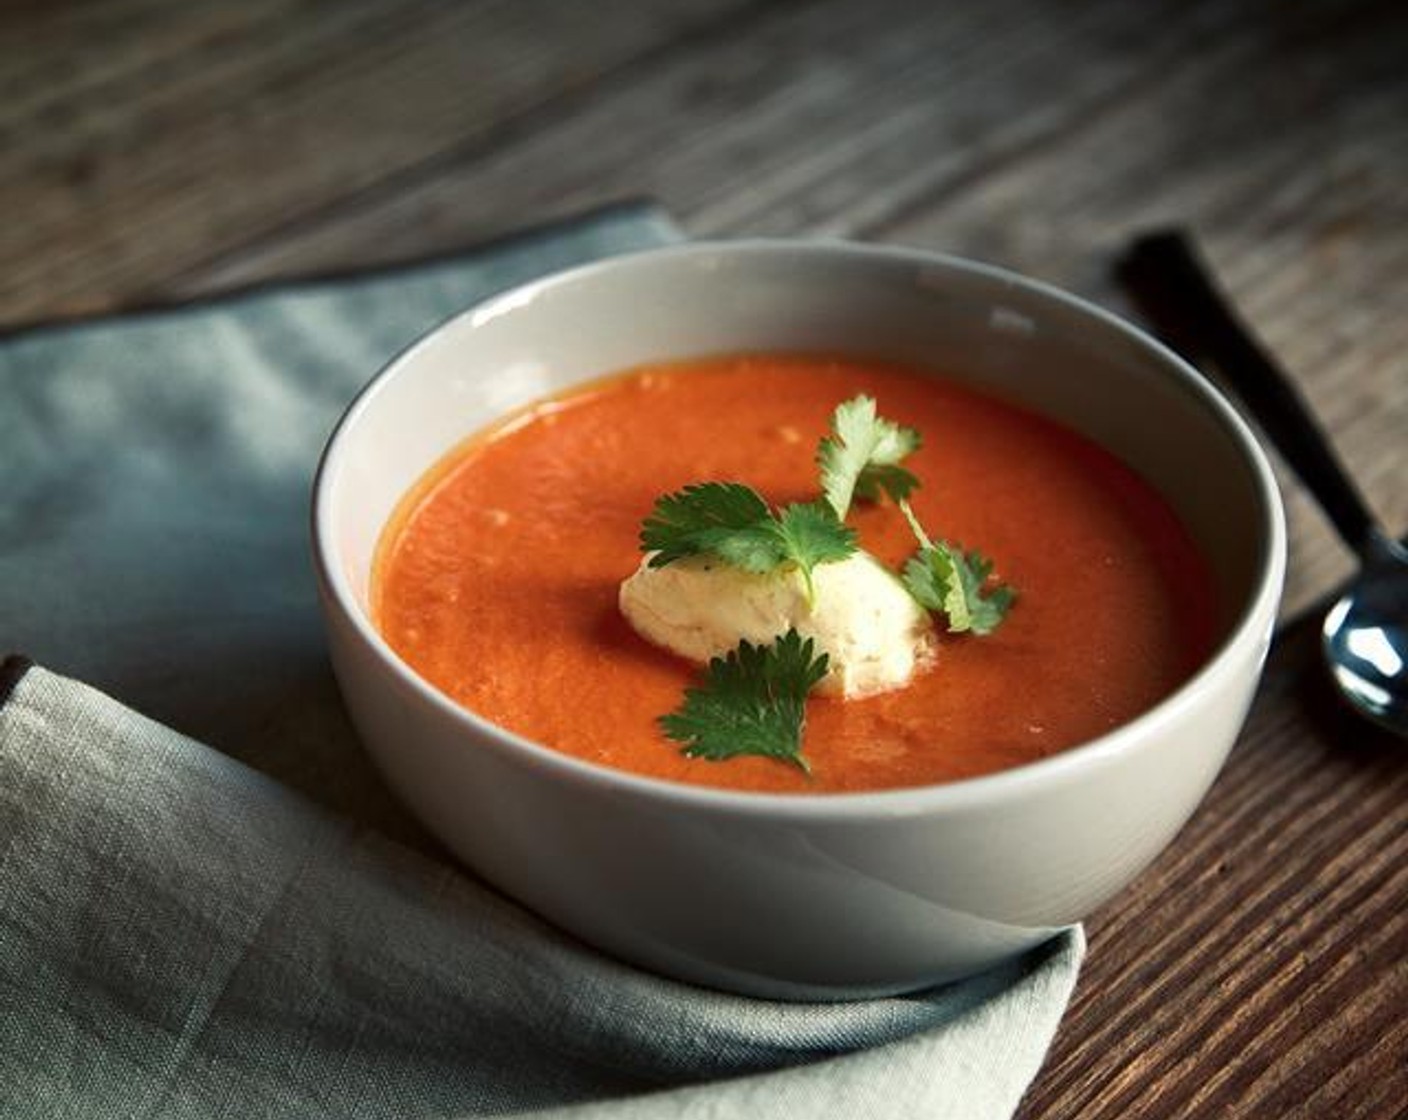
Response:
[619, 552, 935, 698]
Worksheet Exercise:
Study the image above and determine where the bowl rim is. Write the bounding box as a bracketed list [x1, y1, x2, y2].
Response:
[311, 237, 1287, 821]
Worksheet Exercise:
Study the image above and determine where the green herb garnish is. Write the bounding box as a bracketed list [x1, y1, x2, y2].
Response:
[898, 500, 1015, 634]
[901, 542, 1015, 635]
[641, 482, 856, 602]
[659, 629, 829, 774]
[817, 394, 922, 519]
[641, 394, 1015, 774]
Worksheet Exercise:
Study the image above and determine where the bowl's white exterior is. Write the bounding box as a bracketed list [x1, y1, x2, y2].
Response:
[313, 242, 1285, 999]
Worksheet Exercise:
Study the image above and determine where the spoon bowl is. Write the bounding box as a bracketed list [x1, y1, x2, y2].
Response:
[1323, 532, 1408, 733]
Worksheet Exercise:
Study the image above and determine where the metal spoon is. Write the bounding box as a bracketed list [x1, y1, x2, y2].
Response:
[1117, 229, 1408, 735]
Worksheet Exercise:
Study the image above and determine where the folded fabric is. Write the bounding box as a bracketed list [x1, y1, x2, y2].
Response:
[0, 659, 1083, 1120]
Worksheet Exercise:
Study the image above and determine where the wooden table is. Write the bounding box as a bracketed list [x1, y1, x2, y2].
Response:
[5, 1, 1405, 1114]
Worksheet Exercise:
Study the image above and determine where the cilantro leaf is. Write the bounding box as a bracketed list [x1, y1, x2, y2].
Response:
[853, 461, 920, 505]
[817, 395, 922, 519]
[775, 501, 859, 599]
[902, 541, 1016, 635]
[641, 485, 856, 599]
[659, 629, 830, 773]
[641, 482, 786, 572]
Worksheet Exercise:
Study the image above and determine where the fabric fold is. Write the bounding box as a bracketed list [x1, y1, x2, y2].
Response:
[0, 665, 1082, 1120]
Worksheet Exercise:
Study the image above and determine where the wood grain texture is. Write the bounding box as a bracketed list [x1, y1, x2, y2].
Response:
[0, 0, 758, 321]
[2, 1, 1405, 1115]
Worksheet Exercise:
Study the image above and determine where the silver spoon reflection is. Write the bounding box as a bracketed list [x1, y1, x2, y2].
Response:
[1323, 531, 1408, 733]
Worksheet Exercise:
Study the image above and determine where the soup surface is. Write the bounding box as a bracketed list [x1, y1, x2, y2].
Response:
[375, 355, 1218, 794]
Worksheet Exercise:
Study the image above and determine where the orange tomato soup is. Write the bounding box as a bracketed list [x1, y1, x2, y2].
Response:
[375, 356, 1218, 794]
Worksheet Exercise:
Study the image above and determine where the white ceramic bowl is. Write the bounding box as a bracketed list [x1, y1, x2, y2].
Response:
[312, 241, 1285, 999]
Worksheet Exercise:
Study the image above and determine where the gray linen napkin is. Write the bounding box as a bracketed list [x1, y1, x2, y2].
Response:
[0, 200, 684, 847]
[0, 202, 1084, 1117]
[0, 660, 1083, 1119]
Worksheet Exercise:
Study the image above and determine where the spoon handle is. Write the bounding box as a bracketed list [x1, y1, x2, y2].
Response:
[1117, 229, 1381, 558]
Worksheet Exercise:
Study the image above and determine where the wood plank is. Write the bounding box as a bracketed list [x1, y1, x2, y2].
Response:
[0, 0, 759, 324]
[171, 0, 1255, 289]
[0, 0, 292, 120]
[1018, 615, 1408, 1118]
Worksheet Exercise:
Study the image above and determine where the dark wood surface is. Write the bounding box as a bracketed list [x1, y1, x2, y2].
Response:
[4, 1, 1404, 1115]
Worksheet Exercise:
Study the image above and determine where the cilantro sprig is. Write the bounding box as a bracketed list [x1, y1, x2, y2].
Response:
[641, 483, 855, 602]
[897, 500, 1015, 635]
[817, 395, 922, 519]
[902, 540, 1016, 635]
[659, 629, 829, 774]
